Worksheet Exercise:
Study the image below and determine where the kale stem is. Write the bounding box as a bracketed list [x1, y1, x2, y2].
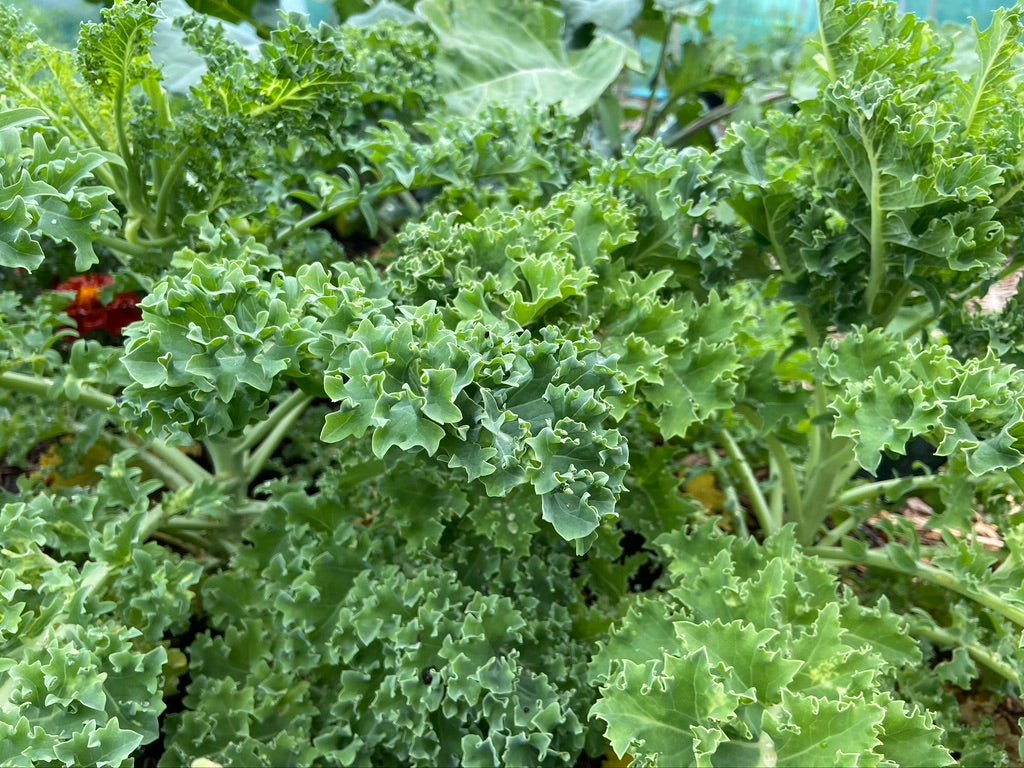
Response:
[0, 370, 212, 485]
[808, 545, 1024, 628]
[105, 433, 189, 490]
[0, 370, 115, 410]
[272, 198, 361, 246]
[861, 124, 886, 316]
[705, 447, 749, 537]
[765, 435, 801, 529]
[720, 428, 777, 536]
[829, 474, 941, 510]
[206, 439, 247, 499]
[244, 393, 314, 481]
[816, 0, 838, 81]
[155, 147, 192, 234]
[112, 52, 141, 212]
[663, 92, 790, 147]
[817, 509, 872, 548]
[994, 177, 1024, 208]
[1009, 468, 1024, 496]
[639, 21, 673, 138]
[238, 389, 312, 453]
[95, 233, 157, 259]
[907, 619, 1021, 687]
[799, 439, 856, 541]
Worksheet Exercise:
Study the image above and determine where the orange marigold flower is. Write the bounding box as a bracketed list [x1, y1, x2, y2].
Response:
[53, 274, 142, 337]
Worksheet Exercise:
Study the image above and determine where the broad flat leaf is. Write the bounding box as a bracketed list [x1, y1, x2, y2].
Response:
[765, 692, 884, 768]
[151, 0, 262, 94]
[674, 619, 802, 703]
[417, 0, 633, 116]
[0, 108, 47, 132]
[562, 0, 643, 33]
[592, 649, 741, 768]
[347, 0, 420, 27]
[876, 697, 954, 767]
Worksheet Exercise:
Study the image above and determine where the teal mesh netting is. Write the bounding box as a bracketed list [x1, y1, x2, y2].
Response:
[711, 0, 1011, 44]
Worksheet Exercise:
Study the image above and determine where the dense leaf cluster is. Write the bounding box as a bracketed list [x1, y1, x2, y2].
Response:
[2, 0, 1024, 766]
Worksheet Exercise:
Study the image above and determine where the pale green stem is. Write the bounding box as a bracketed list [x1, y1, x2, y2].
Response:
[705, 447, 749, 537]
[238, 389, 312, 453]
[766, 435, 801, 528]
[113, 60, 141, 213]
[155, 147, 192, 234]
[1009, 468, 1024, 496]
[800, 440, 856, 540]
[272, 198, 361, 246]
[809, 545, 1024, 628]
[769, 454, 784, 526]
[107, 433, 189, 490]
[147, 440, 212, 486]
[861, 124, 886, 316]
[720, 428, 777, 536]
[995, 177, 1024, 209]
[818, 510, 871, 548]
[0, 370, 211, 485]
[663, 91, 789, 147]
[0, 370, 113, 410]
[639, 21, 673, 138]
[95, 233, 160, 259]
[829, 475, 941, 510]
[245, 393, 314, 481]
[816, 0, 838, 81]
[162, 517, 231, 532]
[206, 439, 247, 499]
[952, 258, 1023, 305]
[908, 619, 1021, 687]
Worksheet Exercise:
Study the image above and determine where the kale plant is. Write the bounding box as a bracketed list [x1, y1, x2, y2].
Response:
[2, 1, 1024, 766]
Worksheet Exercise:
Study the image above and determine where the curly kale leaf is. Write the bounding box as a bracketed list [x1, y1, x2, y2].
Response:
[120, 234, 322, 442]
[590, 525, 952, 768]
[0, 458, 203, 767]
[0, 110, 119, 271]
[161, 492, 592, 767]
[720, 0, 1021, 327]
[823, 327, 1024, 477]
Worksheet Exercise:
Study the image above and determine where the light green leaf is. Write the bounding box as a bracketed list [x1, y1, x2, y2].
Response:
[765, 692, 884, 768]
[417, 0, 633, 116]
[592, 649, 741, 768]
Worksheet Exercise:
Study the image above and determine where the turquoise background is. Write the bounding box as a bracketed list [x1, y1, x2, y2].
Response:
[711, 0, 1010, 44]
[4, 0, 1015, 46]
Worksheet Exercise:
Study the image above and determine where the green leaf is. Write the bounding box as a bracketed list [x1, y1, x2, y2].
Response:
[764, 692, 884, 768]
[417, 0, 633, 116]
[646, 338, 740, 439]
[591, 650, 741, 768]
[0, 108, 47, 131]
[958, 5, 1024, 138]
[674, 619, 802, 703]
[592, 526, 947, 767]
[0, 115, 117, 272]
[876, 696, 954, 768]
